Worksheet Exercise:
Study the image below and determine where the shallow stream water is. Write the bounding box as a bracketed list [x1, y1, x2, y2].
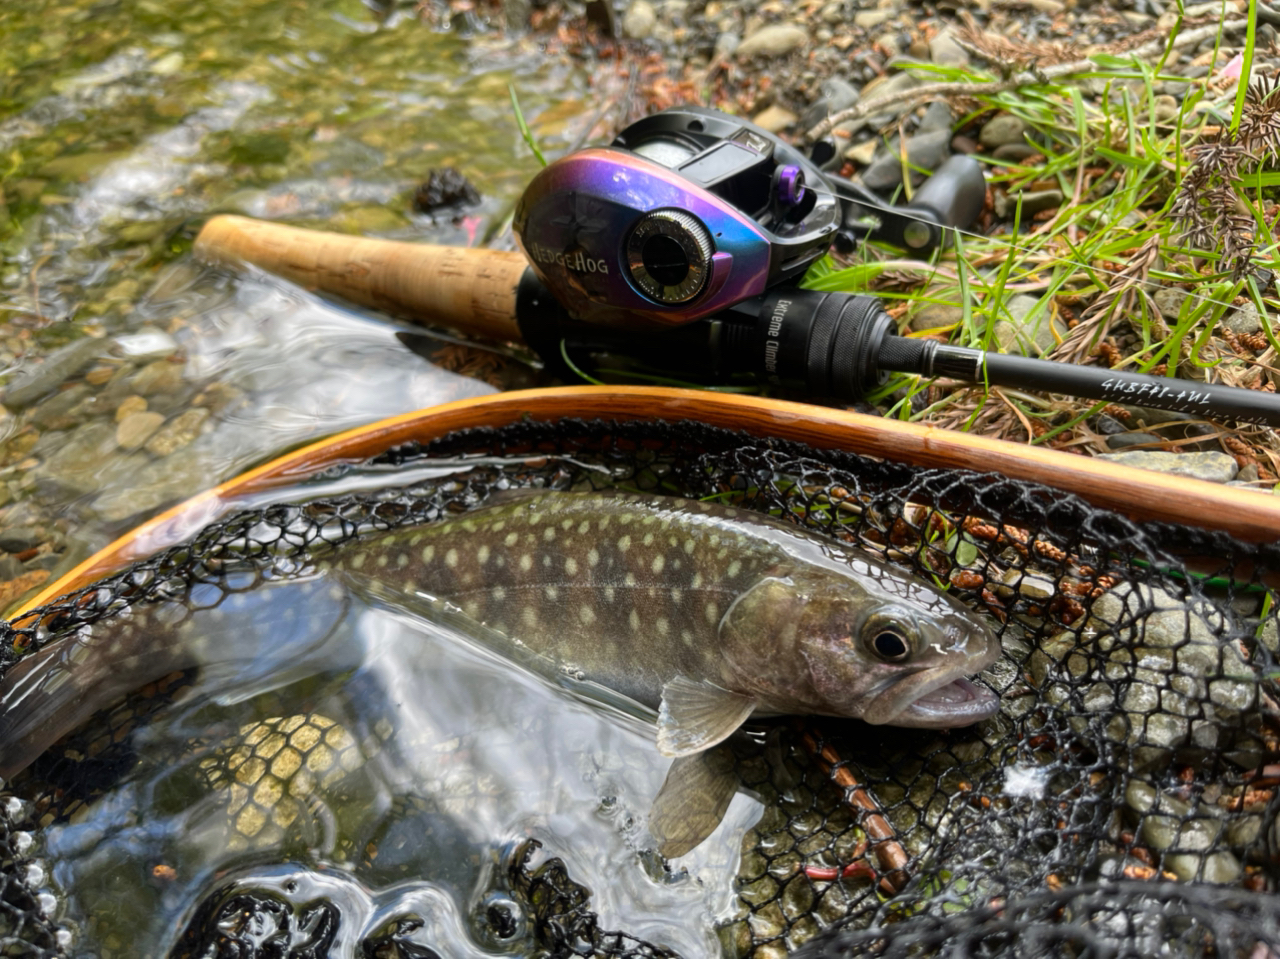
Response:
[0, 0, 591, 602]
[23, 567, 757, 957]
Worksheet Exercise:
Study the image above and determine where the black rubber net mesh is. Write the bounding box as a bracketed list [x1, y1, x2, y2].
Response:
[1, 417, 1279, 958]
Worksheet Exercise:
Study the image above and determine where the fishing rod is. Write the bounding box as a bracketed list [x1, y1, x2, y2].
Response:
[195, 105, 1280, 427]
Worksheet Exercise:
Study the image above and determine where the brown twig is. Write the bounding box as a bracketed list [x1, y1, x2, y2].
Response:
[797, 720, 909, 894]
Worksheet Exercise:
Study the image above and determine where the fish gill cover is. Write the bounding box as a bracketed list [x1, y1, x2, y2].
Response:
[1, 418, 1279, 958]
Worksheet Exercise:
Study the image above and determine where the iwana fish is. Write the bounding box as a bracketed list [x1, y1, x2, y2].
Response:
[0, 490, 1000, 856]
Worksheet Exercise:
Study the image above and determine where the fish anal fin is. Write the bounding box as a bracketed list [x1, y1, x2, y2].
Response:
[649, 747, 738, 859]
[656, 675, 756, 758]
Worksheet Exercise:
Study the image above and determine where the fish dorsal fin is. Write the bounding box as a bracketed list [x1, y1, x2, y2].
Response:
[649, 747, 739, 858]
[657, 675, 756, 758]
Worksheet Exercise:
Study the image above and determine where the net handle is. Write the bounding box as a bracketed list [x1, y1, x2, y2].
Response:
[194, 215, 528, 343]
[12, 385, 1280, 619]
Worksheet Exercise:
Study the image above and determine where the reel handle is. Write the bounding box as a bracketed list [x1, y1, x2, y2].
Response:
[194, 215, 527, 343]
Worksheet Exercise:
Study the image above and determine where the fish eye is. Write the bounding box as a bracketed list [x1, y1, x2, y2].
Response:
[869, 630, 910, 662]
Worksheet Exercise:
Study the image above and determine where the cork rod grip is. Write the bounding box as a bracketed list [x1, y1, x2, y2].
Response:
[194, 215, 528, 343]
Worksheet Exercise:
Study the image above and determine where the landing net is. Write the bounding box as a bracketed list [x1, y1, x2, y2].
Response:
[2, 418, 1277, 957]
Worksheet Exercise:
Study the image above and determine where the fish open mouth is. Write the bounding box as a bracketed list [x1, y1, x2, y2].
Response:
[894, 677, 999, 728]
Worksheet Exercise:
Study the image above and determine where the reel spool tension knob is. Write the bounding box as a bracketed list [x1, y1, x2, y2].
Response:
[626, 209, 714, 304]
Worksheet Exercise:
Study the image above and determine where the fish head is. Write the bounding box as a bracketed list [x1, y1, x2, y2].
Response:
[721, 565, 1002, 729]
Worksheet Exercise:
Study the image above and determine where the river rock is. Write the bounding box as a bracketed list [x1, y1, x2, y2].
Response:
[29, 385, 91, 431]
[112, 327, 179, 362]
[1095, 450, 1239, 483]
[1125, 781, 1243, 883]
[736, 23, 808, 58]
[917, 100, 953, 133]
[979, 115, 1029, 149]
[800, 77, 860, 130]
[116, 411, 165, 451]
[32, 421, 146, 497]
[993, 189, 1064, 220]
[853, 8, 896, 27]
[2, 338, 106, 409]
[929, 29, 968, 67]
[622, 0, 656, 39]
[144, 407, 209, 457]
[861, 129, 951, 190]
[751, 104, 797, 133]
[1154, 287, 1188, 319]
[1030, 581, 1258, 771]
[1224, 301, 1263, 336]
[130, 359, 186, 397]
[992, 294, 1066, 356]
[115, 395, 148, 422]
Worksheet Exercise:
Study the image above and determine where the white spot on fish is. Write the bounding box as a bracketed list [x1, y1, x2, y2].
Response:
[624, 572, 637, 587]
[656, 617, 669, 636]
[629, 609, 641, 631]
[727, 560, 741, 577]
[681, 629, 695, 646]
[652, 555, 665, 574]
[691, 572, 703, 589]
[493, 520, 505, 532]
[410, 533, 424, 546]
[619, 513, 634, 526]
[579, 605, 596, 625]
[599, 516, 611, 531]
[422, 545, 435, 563]
[618, 535, 631, 552]
[604, 586, 615, 602]
[565, 557, 579, 575]
[543, 555, 551, 567]
[705, 602, 720, 625]
[523, 607, 539, 628]
[476, 545, 489, 564]
[643, 533, 654, 546]
[684, 539, 695, 554]
[587, 547, 599, 567]
[492, 587, 506, 602]
[352, 553, 367, 570]
[520, 555, 533, 572]
[561, 519, 574, 531]
[505, 532, 519, 547]
[396, 553, 409, 569]
[445, 549, 459, 568]
[546, 587, 559, 601]
[464, 600, 480, 617]
[376, 554, 389, 568]
[543, 527, 556, 542]
[578, 521, 591, 534]
[671, 588, 682, 603]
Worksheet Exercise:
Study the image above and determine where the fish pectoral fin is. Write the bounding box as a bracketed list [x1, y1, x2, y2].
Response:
[649, 747, 738, 859]
[656, 675, 756, 758]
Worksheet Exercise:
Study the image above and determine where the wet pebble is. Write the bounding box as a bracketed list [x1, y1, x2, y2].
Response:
[1224, 301, 1263, 335]
[144, 407, 209, 457]
[130, 359, 186, 397]
[114, 395, 148, 422]
[2, 338, 106, 409]
[112, 328, 179, 362]
[116, 411, 166, 452]
[1125, 781, 1243, 883]
[1095, 450, 1239, 483]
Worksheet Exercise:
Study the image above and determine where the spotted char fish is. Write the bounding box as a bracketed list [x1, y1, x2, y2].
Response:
[0, 489, 1000, 855]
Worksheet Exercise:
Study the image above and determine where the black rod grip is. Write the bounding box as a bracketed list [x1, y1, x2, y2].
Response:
[983, 351, 1280, 427]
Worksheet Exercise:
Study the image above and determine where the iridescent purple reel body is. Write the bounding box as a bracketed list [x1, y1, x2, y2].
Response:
[512, 106, 841, 329]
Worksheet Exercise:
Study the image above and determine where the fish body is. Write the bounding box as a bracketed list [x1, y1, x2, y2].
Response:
[332, 490, 1001, 745]
[0, 490, 1000, 853]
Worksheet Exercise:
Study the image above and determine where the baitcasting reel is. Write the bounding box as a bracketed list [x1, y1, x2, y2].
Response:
[513, 105, 986, 330]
